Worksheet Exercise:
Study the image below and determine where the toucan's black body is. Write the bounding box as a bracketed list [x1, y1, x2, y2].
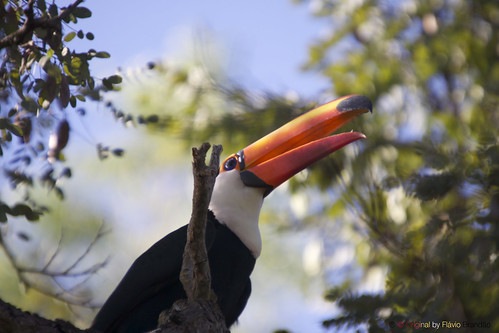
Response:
[92, 211, 255, 332]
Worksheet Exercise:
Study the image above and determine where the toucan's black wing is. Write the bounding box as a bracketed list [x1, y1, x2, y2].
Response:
[92, 219, 217, 332]
[207, 223, 255, 326]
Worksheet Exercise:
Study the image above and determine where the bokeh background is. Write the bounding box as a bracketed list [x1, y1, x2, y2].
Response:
[1, 0, 498, 332]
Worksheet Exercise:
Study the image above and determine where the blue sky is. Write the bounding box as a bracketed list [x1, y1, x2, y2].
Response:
[73, 0, 330, 98]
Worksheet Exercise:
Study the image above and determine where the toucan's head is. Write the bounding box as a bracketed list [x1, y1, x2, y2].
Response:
[218, 94, 372, 196]
[209, 94, 372, 257]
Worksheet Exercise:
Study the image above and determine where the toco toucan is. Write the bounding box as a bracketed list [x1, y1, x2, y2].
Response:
[91, 94, 372, 332]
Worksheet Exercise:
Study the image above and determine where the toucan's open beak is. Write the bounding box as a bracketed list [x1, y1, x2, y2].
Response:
[220, 95, 372, 196]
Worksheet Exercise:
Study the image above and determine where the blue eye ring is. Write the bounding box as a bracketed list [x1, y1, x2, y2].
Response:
[224, 157, 238, 171]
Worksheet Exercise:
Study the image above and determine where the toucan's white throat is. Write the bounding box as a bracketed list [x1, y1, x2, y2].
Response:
[209, 170, 265, 258]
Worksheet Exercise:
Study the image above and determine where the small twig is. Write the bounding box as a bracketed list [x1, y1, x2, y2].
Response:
[0, 221, 108, 308]
[61, 223, 108, 275]
[42, 227, 65, 272]
[180, 142, 222, 301]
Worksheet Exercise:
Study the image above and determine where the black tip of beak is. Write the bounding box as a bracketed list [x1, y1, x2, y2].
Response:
[337, 95, 373, 113]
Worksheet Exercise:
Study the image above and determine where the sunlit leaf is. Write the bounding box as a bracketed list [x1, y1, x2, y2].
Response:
[7, 123, 23, 137]
[64, 31, 77, 42]
[95, 51, 111, 58]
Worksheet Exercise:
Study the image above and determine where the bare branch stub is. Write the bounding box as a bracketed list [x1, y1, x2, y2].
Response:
[180, 142, 222, 301]
[158, 142, 228, 333]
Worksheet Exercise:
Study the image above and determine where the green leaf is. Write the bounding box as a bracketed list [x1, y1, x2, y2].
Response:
[20, 98, 39, 113]
[48, 4, 58, 17]
[88, 76, 95, 90]
[9, 69, 24, 98]
[39, 54, 51, 70]
[70, 95, 77, 107]
[102, 78, 112, 90]
[0, 203, 9, 222]
[107, 75, 122, 84]
[0, 117, 8, 129]
[64, 31, 77, 42]
[60, 167, 72, 178]
[146, 115, 159, 123]
[59, 75, 70, 108]
[7, 123, 23, 137]
[71, 56, 82, 71]
[8, 108, 17, 117]
[55, 187, 64, 200]
[9, 204, 40, 221]
[112, 148, 125, 157]
[36, 0, 47, 12]
[409, 172, 457, 201]
[95, 51, 111, 59]
[72, 6, 92, 18]
[33, 79, 45, 93]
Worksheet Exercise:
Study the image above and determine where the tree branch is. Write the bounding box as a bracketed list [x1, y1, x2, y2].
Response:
[0, 298, 97, 333]
[0, 0, 85, 50]
[180, 142, 222, 300]
[157, 142, 229, 332]
[0, 222, 108, 308]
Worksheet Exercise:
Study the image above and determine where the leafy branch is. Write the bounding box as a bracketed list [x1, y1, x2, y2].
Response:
[1, 0, 123, 222]
[0, 0, 84, 49]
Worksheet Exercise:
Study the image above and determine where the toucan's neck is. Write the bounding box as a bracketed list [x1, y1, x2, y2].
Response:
[208, 171, 265, 258]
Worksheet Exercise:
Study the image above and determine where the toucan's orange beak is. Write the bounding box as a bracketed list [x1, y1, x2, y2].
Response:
[220, 95, 372, 196]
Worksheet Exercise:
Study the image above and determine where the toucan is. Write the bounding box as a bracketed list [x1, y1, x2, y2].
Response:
[91, 94, 372, 332]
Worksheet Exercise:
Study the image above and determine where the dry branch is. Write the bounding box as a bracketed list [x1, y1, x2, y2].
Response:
[181, 142, 222, 300]
[157, 143, 229, 333]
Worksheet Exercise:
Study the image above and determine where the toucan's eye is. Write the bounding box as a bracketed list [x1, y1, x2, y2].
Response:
[223, 157, 238, 171]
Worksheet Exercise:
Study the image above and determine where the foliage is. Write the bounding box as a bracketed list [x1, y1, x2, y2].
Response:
[0, 0, 123, 321]
[295, 0, 499, 330]
[0, 0, 122, 222]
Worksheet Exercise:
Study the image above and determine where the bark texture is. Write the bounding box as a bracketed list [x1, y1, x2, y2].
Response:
[157, 143, 229, 333]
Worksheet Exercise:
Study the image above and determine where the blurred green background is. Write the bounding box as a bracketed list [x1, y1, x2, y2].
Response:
[1, 0, 498, 332]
